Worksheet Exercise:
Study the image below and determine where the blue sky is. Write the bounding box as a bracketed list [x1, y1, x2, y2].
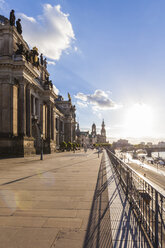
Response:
[1, 0, 165, 142]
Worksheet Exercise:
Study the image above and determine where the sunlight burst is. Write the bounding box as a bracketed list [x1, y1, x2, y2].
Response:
[124, 103, 154, 138]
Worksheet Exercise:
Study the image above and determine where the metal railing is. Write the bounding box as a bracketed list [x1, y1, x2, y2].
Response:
[106, 149, 165, 248]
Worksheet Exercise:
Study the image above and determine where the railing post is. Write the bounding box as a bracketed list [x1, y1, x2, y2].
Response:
[126, 168, 129, 197]
[155, 191, 159, 248]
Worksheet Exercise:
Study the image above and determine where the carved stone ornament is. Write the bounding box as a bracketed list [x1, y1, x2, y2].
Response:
[16, 43, 25, 55]
[16, 18, 22, 35]
[9, 9, 15, 26]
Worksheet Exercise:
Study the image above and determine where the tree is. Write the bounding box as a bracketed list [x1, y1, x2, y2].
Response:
[60, 141, 67, 151]
[67, 142, 73, 151]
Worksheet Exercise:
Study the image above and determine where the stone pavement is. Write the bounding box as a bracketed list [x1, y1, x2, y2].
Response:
[0, 150, 101, 248]
[0, 150, 150, 248]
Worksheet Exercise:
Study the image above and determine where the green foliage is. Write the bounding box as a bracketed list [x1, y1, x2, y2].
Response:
[67, 142, 73, 151]
[95, 143, 111, 147]
[72, 143, 76, 150]
[60, 141, 67, 151]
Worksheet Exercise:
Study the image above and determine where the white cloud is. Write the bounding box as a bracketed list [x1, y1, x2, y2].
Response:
[53, 84, 59, 95]
[74, 46, 78, 52]
[18, 4, 75, 60]
[77, 101, 88, 108]
[19, 13, 36, 23]
[0, 0, 8, 13]
[47, 61, 56, 65]
[74, 89, 122, 110]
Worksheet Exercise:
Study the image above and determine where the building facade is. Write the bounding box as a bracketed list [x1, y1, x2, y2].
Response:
[76, 120, 107, 146]
[0, 13, 76, 156]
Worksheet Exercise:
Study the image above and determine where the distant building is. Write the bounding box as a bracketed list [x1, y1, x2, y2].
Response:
[158, 141, 165, 148]
[76, 124, 89, 147]
[112, 139, 130, 149]
[97, 120, 106, 143]
[76, 120, 107, 146]
[147, 142, 153, 148]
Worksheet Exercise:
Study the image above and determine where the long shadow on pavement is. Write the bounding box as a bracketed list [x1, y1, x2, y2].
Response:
[83, 155, 113, 248]
[83, 153, 151, 248]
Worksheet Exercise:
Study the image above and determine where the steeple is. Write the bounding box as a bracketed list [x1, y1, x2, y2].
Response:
[91, 123, 96, 136]
[101, 119, 106, 137]
[76, 122, 80, 134]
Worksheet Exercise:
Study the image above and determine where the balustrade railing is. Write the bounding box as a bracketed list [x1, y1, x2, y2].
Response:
[106, 149, 165, 248]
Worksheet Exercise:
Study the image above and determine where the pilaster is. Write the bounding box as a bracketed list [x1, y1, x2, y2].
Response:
[26, 84, 32, 137]
[18, 82, 26, 136]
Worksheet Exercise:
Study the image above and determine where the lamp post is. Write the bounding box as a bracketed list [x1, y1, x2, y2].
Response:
[40, 134, 43, 160]
[73, 140, 75, 153]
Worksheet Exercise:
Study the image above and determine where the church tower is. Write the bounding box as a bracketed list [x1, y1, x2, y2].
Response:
[91, 123, 96, 136]
[101, 120, 106, 141]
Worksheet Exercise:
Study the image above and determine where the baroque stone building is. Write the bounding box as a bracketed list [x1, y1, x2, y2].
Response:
[0, 13, 76, 156]
[76, 120, 107, 146]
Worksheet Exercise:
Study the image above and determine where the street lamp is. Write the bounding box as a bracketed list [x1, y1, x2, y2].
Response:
[40, 134, 43, 160]
[73, 140, 75, 153]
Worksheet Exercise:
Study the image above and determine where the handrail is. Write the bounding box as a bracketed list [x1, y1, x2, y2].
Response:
[106, 148, 165, 248]
[111, 150, 165, 198]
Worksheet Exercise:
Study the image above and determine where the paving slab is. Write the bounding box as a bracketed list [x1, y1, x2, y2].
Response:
[0, 150, 101, 248]
[0, 150, 151, 247]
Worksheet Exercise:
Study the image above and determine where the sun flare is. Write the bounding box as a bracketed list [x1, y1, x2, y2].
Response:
[124, 103, 154, 138]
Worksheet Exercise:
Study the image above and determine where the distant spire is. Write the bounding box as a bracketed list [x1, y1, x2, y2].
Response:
[102, 119, 105, 128]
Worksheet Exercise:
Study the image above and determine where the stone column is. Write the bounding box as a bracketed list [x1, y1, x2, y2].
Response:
[0, 81, 13, 135]
[40, 103, 43, 135]
[18, 83, 26, 136]
[47, 103, 51, 140]
[33, 96, 35, 115]
[51, 107, 54, 140]
[26, 84, 32, 137]
[64, 117, 72, 142]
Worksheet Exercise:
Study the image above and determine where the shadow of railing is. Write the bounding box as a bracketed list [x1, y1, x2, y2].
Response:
[83, 151, 151, 248]
[107, 149, 165, 248]
[83, 155, 113, 248]
[108, 155, 150, 248]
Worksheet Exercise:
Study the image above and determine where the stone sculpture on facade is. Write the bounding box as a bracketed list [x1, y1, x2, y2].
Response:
[44, 58, 47, 68]
[16, 18, 22, 34]
[9, 9, 15, 26]
[25, 50, 30, 62]
[30, 47, 39, 67]
[40, 53, 44, 65]
[16, 43, 25, 55]
[68, 92, 71, 101]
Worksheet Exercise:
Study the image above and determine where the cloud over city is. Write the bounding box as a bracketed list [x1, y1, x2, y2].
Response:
[18, 4, 75, 60]
[74, 90, 122, 110]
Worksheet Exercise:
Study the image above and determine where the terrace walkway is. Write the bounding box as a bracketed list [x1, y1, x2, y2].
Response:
[0, 150, 150, 247]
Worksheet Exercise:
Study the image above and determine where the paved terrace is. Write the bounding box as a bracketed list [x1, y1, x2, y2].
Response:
[0, 150, 150, 248]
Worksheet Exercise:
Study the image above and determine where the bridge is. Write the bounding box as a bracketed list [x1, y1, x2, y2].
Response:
[144, 147, 165, 157]
[132, 146, 165, 157]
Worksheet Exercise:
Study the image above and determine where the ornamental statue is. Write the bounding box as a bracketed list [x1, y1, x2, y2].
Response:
[25, 50, 30, 62]
[30, 47, 39, 67]
[40, 53, 43, 65]
[44, 58, 47, 68]
[68, 92, 71, 101]
[16, 18, 22, 35]
[16, 43, 25, 55]
[9, 10, 15, 26]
